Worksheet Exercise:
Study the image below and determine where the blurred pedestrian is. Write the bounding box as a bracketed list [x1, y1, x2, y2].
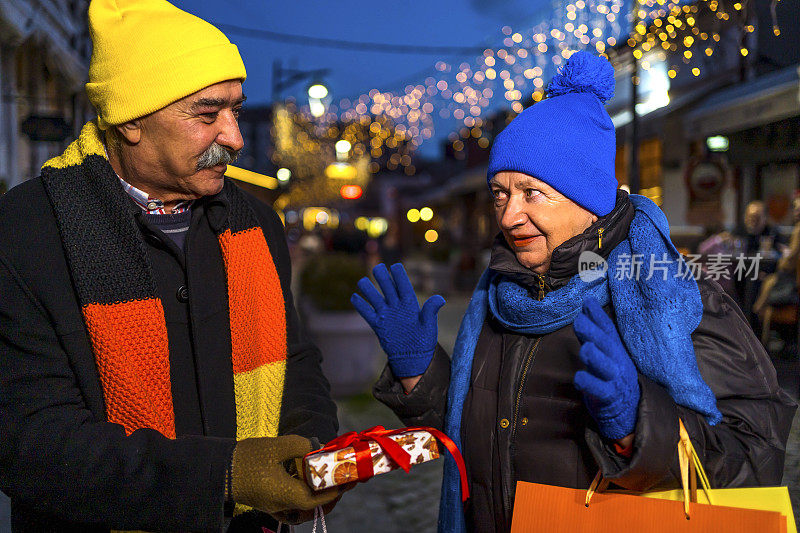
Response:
[0, 1, 339, 531]
[778, 192, 800, 277]
[754, 192, 800, 348]
[352, 52, 795, 533]
[737, 200, 789, 333]
[741, 200, 785, 258]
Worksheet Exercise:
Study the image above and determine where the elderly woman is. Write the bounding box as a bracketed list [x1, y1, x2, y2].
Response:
[351, 52, 795, 533]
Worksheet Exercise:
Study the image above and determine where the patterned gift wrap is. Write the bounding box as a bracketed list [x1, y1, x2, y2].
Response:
[303, 429, 441, 490]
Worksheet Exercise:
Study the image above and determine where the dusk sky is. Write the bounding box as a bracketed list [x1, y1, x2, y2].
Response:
[173, 0, 554, 105]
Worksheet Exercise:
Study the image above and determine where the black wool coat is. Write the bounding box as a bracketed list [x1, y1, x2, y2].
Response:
[0, 177, 337, 532]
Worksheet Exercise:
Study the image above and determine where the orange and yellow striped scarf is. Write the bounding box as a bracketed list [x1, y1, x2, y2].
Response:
[40, 121, 286, 443]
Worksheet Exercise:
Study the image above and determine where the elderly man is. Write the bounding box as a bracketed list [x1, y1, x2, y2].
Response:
[742, 200, 785, 257]
[0, 0, 339, 531]
[352, 52, 796, 533]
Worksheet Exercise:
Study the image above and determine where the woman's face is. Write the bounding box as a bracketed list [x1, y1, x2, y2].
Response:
[490, 171, 598, 274]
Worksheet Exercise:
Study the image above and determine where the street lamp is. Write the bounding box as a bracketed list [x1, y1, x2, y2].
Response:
[276, 168, 292, 183]
[308, 82, 329, 118]
[335, 139, 351, 160]
[308, 83, 329, 100]
[309, 101, 326, 118]
[326, 138, 355, 179]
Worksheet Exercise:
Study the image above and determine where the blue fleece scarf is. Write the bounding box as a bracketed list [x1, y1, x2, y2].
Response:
[438, 195, 721, 533]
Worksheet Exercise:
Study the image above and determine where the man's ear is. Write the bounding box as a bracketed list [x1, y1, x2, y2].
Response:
[115, 120, 142, 145]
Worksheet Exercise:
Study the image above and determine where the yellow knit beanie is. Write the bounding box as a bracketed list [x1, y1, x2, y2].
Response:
[86, 0, 247, 129]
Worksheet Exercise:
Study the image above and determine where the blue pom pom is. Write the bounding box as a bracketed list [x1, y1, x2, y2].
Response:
[547, 51, 615, 103]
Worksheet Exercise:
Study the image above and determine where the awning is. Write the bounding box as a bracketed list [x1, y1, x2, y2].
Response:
[685, 64, 800, 139]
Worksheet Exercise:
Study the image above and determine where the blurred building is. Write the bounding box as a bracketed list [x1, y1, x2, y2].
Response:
[0, 0, 93, 192]
[685, 64, 800, 232]
[409, 0, 800, 267]
[609, 0, 800, 246]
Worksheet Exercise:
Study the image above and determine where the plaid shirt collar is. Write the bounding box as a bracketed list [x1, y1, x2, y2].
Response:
[117, 178, 193, 215]
[105, 145, 193, 214]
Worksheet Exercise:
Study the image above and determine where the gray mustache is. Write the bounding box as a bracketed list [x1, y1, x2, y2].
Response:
[196, 143, 240, 170]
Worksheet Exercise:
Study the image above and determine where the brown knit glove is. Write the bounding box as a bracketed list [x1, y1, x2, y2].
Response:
[230, 435, 340, 514]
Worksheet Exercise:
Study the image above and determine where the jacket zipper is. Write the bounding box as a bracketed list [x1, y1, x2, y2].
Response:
[512, 338, 541, 431]
[598, 227, 604, 249]
[537, 274, 546, 301]
[505, 337, 541, 513]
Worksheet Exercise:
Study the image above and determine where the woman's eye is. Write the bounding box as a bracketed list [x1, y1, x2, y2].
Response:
[525, 189, 541, 198]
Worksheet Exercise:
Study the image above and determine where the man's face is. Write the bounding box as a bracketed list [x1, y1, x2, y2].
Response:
[490, 171, 597, 274]
[744, 203, 766, 235]
[792, 197, 800, 223]
[121, 80, 245, 203]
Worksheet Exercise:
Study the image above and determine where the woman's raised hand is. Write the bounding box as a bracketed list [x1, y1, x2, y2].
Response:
[351, 263, 446, 378]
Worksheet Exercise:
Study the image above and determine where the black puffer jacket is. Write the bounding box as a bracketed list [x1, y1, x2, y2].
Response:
[374, 192, 796, 532]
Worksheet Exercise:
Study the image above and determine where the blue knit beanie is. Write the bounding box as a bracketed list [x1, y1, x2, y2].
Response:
[487, 51, 618, 216]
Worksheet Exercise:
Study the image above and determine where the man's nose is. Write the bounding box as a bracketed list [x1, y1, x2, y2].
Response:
[216, 110, 244, 153]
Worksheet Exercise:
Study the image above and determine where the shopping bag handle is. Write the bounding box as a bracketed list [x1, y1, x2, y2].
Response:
[677, 419, 714, 510]
[585, 419, 714, 518]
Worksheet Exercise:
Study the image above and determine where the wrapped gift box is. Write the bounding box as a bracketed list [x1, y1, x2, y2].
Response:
[303, 428, 441, 490]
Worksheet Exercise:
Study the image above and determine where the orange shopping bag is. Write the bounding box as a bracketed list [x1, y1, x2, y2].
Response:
[510, 420, 790, 533]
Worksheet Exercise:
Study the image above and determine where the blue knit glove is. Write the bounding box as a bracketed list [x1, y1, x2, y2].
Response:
[351, 263, 446, 378]
[572, 296, 640, 440]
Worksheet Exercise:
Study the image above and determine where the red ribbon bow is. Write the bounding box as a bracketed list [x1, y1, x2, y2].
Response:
[307, 425, 470, 501]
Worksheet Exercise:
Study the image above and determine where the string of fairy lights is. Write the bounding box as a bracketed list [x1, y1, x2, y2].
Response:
[627, 0, 777, 80]
[271, 0, 783, 202]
